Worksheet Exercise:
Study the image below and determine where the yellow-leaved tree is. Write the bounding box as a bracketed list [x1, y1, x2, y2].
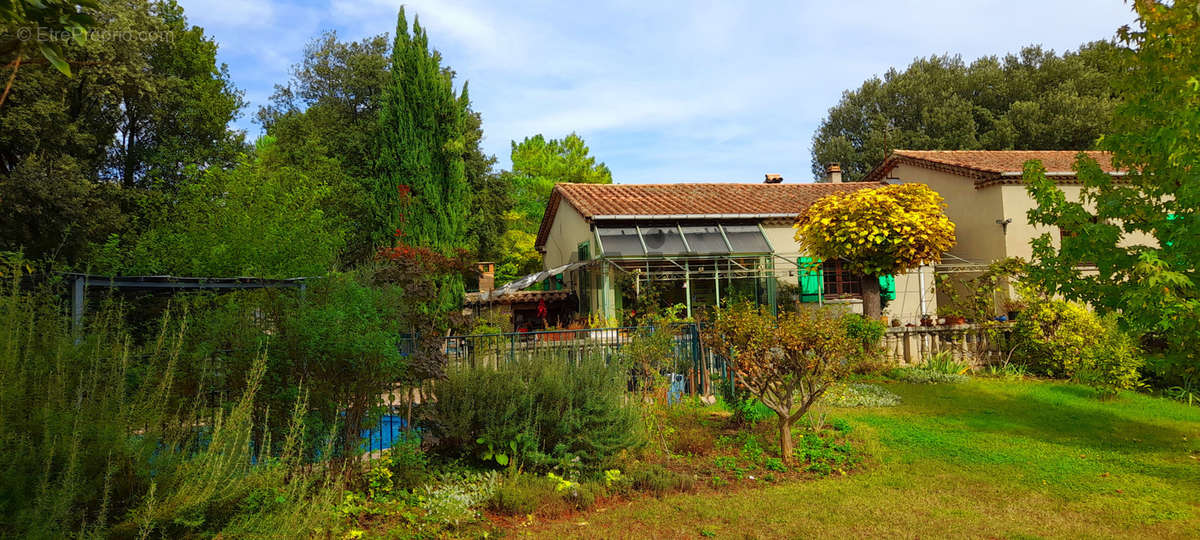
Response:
[794, 183, 956, 320]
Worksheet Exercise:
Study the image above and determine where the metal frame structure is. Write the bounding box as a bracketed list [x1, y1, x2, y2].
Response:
[64, 273, 309, 337]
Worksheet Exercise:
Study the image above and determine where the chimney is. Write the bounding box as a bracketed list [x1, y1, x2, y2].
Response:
[823, 163, 843, 183]
[763, 173, 783, 184]
[476, 262, 495, 292]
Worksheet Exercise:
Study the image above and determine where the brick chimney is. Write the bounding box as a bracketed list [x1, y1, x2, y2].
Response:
[476, 262, 495, 292]
[823, 163, 843, 183]
[763, 173, 783, 184]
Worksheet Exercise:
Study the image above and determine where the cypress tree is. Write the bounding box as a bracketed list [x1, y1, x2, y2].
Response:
[376, 7, 470, 310]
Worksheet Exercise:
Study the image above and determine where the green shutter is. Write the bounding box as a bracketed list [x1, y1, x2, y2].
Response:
[879, 274, 896, 301]
[799, 257, 823, 303]
[578, 241, 591, 261]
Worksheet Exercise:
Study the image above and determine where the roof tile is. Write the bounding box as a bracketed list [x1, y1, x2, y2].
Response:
[864, 150, 1117, 182]
[535, 181, 882, 250]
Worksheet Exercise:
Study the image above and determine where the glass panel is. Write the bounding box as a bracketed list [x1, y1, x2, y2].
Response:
[680, 225, 729, 254]
[639, 225, 688, 255]
[596, 226, 644, 256]
[721, 224, 771, 253]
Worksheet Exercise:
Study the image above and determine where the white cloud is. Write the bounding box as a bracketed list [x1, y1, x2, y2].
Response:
[193, 0, 1137, 181]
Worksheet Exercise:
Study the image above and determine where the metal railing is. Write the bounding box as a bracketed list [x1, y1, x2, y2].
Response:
[441, 324, 727, 396]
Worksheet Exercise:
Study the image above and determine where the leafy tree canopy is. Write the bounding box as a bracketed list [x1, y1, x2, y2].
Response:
[795, 183, 956, 319]
[812, 42, 1122, 180]
[94, 136, 346, 278]
[496, 133, 611, 283]
[0, 0, 244, 264]
[1023, 0, 1200, 367]
[375, 7, 471, 310]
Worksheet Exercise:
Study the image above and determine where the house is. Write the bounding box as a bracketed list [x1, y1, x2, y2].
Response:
[530, 175, 938, 324]
[855, 150, 1154, 313]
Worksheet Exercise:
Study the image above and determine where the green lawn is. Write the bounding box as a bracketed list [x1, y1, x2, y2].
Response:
[531, 379, 1200, 539]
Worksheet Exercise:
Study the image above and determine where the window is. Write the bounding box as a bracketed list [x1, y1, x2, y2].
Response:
[594, 223, 771, 256]
[722, 224, 771, 253]
[639, 225, 687, 255]
[678, 225, 730, 254]
[596, 227, 643, 256]
[822, 259, 862, 296]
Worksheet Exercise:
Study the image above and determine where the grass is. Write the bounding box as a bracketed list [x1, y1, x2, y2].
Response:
[526, 379, 1200, 539]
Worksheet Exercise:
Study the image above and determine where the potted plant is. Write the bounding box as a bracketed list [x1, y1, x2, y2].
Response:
[1002, 298, 1026, 321]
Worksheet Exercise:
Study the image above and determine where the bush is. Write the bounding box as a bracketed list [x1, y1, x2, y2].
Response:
[824, 383, 902, 407]
[627, 463, 697, 496]
[888, 367, 969, 384]
[921, 351, 969, 375]
[840, 313, 888, 372]
[426, 355, 645, 472]
[1013, 298, 1142, 391]
[715, 373, 774, 425]
[487, 473, 600, 516]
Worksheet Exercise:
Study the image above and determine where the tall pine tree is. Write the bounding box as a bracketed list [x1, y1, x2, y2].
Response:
[376, 8, 470, 310]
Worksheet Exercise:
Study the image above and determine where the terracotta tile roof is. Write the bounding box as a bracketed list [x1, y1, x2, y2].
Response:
[465, 290, 570, 305]
[862, 150, 1118, 184]
[535, 181, 882, 251]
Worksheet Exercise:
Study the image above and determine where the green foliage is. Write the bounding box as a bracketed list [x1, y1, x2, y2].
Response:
[795, 183, 956, 319]
[179, 271, 410, 458]
[426, 355, 645, 473]
[0, 0, 95, 79]
[935, 257, 1027, 321]
[626, 463, 696, 496]
[840, 313, 887, 369]
[495, 132, 612, 283]
[888, 367, 969, 384]
[1, 0, 244, 265]
[97, 137, 347, 278]
[823, 383, 902, 408]
[794, 431, 861, 476]
[1011, 297, 1142, 392]
[0, 259, 343, 537]
[703, 303, 856, 463]
[715, 375, 774, 425]
[922, 351, 970, 375]
[375, 7, 471, 310]
[812, 42, 1122, 180]
[1022, 2, 1199, 374]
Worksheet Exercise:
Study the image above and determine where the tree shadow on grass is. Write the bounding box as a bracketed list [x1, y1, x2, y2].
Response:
[894, 382, 1191, 446]
[867, 381, 1200, 488]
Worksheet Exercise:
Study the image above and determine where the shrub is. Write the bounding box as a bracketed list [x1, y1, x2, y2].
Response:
[703, 303, 856, 464]
[888, 367, 969, 384]
[1013, 298, 1142, 390]
[426, 354, 645, 472]
[716, 372, 774, 425]
[627, 463, 696, 496]
[386, 438, 431, 492]
[921, 351, 970, 375]
[840, 313, 888, 371]
[488, 474, 558, 515]
[824, 383, 902, 407]
[487, 473, 599, 516]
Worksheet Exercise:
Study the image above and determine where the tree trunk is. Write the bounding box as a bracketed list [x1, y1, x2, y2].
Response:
[860, 274, 882, 321]
[779, 416, 794, 465]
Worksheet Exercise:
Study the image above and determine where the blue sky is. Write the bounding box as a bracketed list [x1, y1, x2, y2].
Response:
[177, 1, 1137, 183]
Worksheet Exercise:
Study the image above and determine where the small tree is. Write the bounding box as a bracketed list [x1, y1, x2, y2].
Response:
[795, 183, 956, 320]
[703, 303, 855, 464]
[1023, 0, 1199, 371]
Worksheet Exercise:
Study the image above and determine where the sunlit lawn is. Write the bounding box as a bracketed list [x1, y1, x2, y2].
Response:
[530, 379, 1200, 539]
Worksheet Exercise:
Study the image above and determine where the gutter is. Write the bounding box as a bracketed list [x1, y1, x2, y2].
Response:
[590, 213, 797, 220]
[997, 171, 1126, 177]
